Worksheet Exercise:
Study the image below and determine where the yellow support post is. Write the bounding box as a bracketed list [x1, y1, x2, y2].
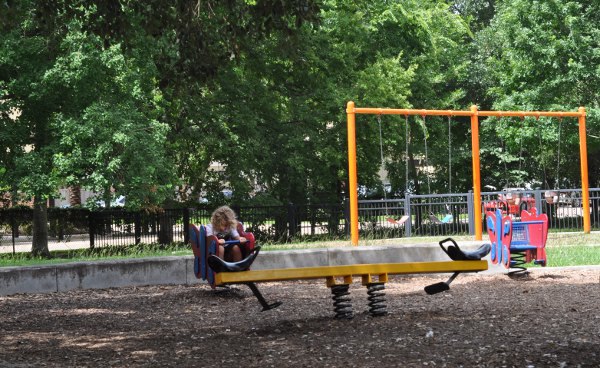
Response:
[578, 107, 591, 233]
[346, 101, 359, 245]
[326, 275, 354, 287]
[361, 273, 388, 285]
[470, 105, 483, 240]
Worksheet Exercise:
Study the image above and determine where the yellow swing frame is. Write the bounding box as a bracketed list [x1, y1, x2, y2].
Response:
[346, 102, 590, 245]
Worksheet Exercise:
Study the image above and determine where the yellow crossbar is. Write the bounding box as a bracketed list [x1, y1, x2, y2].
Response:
[215, 260, 488, 285]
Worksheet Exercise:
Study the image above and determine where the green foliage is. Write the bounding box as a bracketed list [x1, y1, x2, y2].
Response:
[475, 0, 600, 189]
[2, 0, 599, 257]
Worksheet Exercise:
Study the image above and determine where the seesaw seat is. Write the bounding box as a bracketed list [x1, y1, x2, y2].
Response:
[423, 238, 491, 295]
[207, 246, 261, 273]
[438, 238, 491, 261]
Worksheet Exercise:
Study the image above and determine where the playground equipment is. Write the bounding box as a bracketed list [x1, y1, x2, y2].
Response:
[485, 207, 548, 275]
[429, 212, 453, 224]
[387, 215, 409, 225]
[544, 117, 564, 205]
[189, 222, 257, 288]
[376, 113, 455, 225]
[421, 115, 455, 224]
[347, 102, 590, 244]
[190, 224, 490, 318]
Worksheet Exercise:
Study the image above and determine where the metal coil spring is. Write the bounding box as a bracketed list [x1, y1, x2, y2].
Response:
[331, 284, 353, 319]
[507, 253, 529, 277]
[367, 283, 387, 316]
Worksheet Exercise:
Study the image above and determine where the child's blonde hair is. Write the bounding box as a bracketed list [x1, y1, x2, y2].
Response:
[210, 205, 237, 230]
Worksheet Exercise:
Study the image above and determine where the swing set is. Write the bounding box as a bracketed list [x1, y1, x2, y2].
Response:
[483, 115, 566, 216]
[376, 113, 454, 226]
[346, 102, 590, 245]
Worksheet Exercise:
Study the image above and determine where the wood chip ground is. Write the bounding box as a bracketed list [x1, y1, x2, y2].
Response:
[1, 269, 599, 367]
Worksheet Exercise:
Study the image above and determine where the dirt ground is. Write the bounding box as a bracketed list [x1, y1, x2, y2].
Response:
[1, 268, 599, 367]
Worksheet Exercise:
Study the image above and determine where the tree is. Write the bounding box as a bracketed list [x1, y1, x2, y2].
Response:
[0, 0, 323, 253]
[0, 2, 172, 255]
[138, 0, 323, 205]
[318, 0, 471, 196]
[475, 0, 600, 189]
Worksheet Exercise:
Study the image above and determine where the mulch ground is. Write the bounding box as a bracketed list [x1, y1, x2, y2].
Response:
[1, 268, 599, 367]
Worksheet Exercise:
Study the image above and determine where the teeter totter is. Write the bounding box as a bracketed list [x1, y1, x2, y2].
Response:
[190, 224, 491, 319]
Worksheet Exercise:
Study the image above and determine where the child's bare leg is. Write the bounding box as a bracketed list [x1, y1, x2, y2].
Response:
[217, 244, 225, 259]
[231, 245, 242, 262]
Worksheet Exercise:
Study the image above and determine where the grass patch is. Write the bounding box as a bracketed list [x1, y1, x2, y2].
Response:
[0, 243, 190, 268]
[544, 245, 600, 267]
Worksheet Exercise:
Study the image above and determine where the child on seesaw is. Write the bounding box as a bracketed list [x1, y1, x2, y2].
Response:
[206, 205, 247, 262]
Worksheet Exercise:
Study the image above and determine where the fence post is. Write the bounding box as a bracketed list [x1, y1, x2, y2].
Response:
[344, 199, 350, 236]
[405, 194, 412, 237]
[183, 208, 190, 245]
[287, 203, 297, 239]
[58, 213, 65, 241]
[11, 216, 16, 255]
[134, 212, 141, 245]
[158, 209, 174, 245]
[534, 190, 543, 215]
[11, 209, 20, 238]
[467, 190, 474, 235]
[232, 204, 241, 219]
[88, 211, 95, 249]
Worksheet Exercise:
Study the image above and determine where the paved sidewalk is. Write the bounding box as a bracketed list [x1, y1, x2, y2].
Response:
[0, 234, 92, 254]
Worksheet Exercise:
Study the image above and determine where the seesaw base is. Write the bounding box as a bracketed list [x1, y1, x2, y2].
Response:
[215, 260, 488, 318]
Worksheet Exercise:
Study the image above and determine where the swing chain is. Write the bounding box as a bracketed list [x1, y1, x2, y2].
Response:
[448, 115, 452, 194]
[421, 115, 432, 194]
[555, 118, 562, 189]
[405, 115, 409, 194]
[377, 114, 388, 205]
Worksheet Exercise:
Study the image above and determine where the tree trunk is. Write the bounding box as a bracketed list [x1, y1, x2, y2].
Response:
[31, 197, 51, 258]
[158, 211, 173, 245]
[69, 186, 82, 206]
[10, 186, 19, 237]
[103, 187, 112, 210]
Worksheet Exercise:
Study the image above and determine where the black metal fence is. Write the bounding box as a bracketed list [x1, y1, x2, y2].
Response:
[1, 188, 599, 252]
[0, 204, 348, 251]
[360, 188, 600, 238]
[357, 193, 471, 238]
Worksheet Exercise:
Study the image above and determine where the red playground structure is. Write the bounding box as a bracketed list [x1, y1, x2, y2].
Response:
[485, 207, 548, 275]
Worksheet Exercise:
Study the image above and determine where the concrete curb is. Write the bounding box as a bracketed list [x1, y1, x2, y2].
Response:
[3, 242, 595, 297]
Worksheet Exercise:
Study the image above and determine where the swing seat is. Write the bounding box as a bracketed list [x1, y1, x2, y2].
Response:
[429, 214, 452, 224]
[441, 214, 453, 223]
[387, 215, 409, 225]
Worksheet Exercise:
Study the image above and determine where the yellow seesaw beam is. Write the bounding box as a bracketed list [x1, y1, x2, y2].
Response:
[215, 260, 488, 286]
